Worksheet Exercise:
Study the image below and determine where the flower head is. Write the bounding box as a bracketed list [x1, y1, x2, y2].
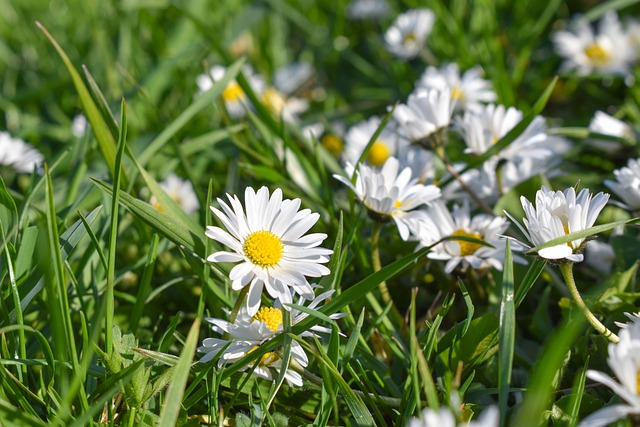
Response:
[507, 186, 609, 262]
[196, 65, 265, 119]
[604, 158, 640, 211]
[150, 173, 200, 215]
[552, 11, 635, 76]
[347, 0, 390, 20]
[417, 200, 511, 273]
[334, 157, 441, 240]
[579, 318, 640, 426]
[384, 9, 435, 59]
[262, 62, 313, 124]
[342, 116, 407, 167]
[416, 63, 496, 113]
[588, 111, 633, 152]
[408, 405, 498, 427]
[393, 88, 455, 146]
[206, 187, 332, 315]
[0, 132, 44, 174]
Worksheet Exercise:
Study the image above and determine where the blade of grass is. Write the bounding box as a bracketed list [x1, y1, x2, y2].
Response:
[498, 241, 515, 427]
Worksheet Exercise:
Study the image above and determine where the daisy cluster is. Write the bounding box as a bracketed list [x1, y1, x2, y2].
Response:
[198, 186, 343, 386]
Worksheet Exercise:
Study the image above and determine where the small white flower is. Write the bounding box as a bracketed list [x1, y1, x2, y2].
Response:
[507, 186, 609, 262]
[416, 63, 496, 113]
[416, 200, 510, 273]
[604, 158, 640, 211]
[552, 11, 635, 76]
[342, 116, 408, 167]
[408, 405, 498, 427]
[0, 132, 44, 174]
[262, 62, 313, 124]
[150, 173, 200, 215]
[334, 157, 441, 240]
[196, 65, 265, 119]
[384, 9, 435, 59]
[579, 318, 640, 427]
[588, 111, 633, 152]
[347, 0, 390, 20]
[393, 88, 456, 144]
[206, 187, 332, 315]
[397, 147, 439, 185]
[71, 114, 88, 138]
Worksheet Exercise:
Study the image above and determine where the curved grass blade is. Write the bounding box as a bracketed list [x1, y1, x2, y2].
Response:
[498, 240, 515, 427]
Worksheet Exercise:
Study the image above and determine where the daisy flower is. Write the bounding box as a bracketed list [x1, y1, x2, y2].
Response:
[334, 157, 441, 240]
[71, 114, 88, 138]
[579, 318, 640, 426]
[0, 131, 44, 174]
[552, 11, 635, 76]
[206, 187, 332, 316]
[393, 88, 456, 147]
[342, 116, 408, 167]
[416, 63, 497, 113]
[408, 405, 498, 427]
[604, 158, 640, 211]
[506, 186, 609, 262]
[416, 200, 511, 273]
[397, 147, 439, 185]
[196, 65, 265, 119]
[262, 62, 313, 124]
[384, 9, 435, 60]
[588, 111, 633, 152]
[347, 0, 390, 20]
[150, 173, 200, 215]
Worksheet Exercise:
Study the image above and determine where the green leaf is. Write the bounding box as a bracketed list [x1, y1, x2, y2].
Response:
[498, 241, 515, 427]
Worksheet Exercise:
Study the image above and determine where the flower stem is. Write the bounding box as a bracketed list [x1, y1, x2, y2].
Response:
[371, 223, 403, 324]
[558, 263, 619, 343]
[229, 286, 250, 324]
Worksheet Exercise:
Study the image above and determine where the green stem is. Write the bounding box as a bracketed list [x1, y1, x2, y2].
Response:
[371, 223, 403, 325]
[558, 263, 619, 343]
[229, 286, 250, 324]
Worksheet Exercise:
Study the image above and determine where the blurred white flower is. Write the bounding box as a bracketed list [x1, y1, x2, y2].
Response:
[417, 200, 511, 273]
[588, 111, 633, 152]
[397, 147, 439, 185]
[342, 116, 408, 167]
[71, 114, 88, 138]
[150, 173, 200, 215]
[206, 187, 332, 316]
[196, 65, 265, 119]
[552, 11, 635, 76]
[262, 62, 313, 124]
[0, 131, 44, 174]
[579, 318, 640, 427]
[604, 158, 640, 211]
[408, 405, 498, 427]
[393, 88, 455, 145]
[334, 157, 441, 240]
[507, 186, 609, 262]
[416, 63, 496, 113]
[384, 9, 435, 59]
[585, 240, 615, 274]
[347, 0, 390, 20]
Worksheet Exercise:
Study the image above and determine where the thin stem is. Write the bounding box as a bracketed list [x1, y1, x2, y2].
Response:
[371, 223, 403, 325]
[229, 286, 250, 324]
[558, 263, 619, 343]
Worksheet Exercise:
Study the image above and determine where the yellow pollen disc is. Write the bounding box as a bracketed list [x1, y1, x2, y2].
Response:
[368, 141, 390, 167]
[584, 43, 611, 66]
[637, 369, 640, 394]
[451, 87, 464, 100]
[451, 229, 483, 256]
[222, 81, 245, 102]
[563, 224, 576, 249]
[492, 136, 499, 145]
[262, 87, 286, 114]
[152, 199, 165, 213]
[394, 200, 403, 208]
[248, 346, 280, 366]
[321, 134, 344, 156]
[243, 230, 284, 267]
[404, 32, 417, 45]
[252, 306, 283, 333]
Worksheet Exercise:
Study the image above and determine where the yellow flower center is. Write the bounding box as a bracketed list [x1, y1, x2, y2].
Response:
[252, 306, 283, 333]
[636, 369, 640, 394]
[222, 81, 245, 102]
[394, 200, 403, 208]
[584, 43, 611, 66]
[451, 229, 483, 256]
[262, 87, 287, 114]
[243, 230, 284, 267]
[248, 346, 280, 366]
[368, 141, 390, 166]
[404, 32, 417, 45]
[451, 87, 464, 101]
[321, 134, 344, 156]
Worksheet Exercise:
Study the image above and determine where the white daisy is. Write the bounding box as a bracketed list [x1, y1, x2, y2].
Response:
[408, 405, 498, 427]
[206, 187, 332, 316]
[347, 0, 390, 20]
[416, 200, 510, 273]
[604, 158, 640, 211]
[579, 318, 640, 427]
[393, 88, 456, 147]
[0, 131, 44, 174]
[507, 186, 609, 262]
[397, 147, 439, 185]
[71, 114, 88, 138]
[334, 157, 441, 240]
[342, 116, 408, 167]
[416, 63, 497, 113]
[150, 173, 200, 215]
[262, 62, 313, 124]
[197, 306, 308, 387]
[384, 9, 436, 60]
[588, 111, 633, 152]
[196, 65, 265, 119]
[552, 11, 635, 76]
